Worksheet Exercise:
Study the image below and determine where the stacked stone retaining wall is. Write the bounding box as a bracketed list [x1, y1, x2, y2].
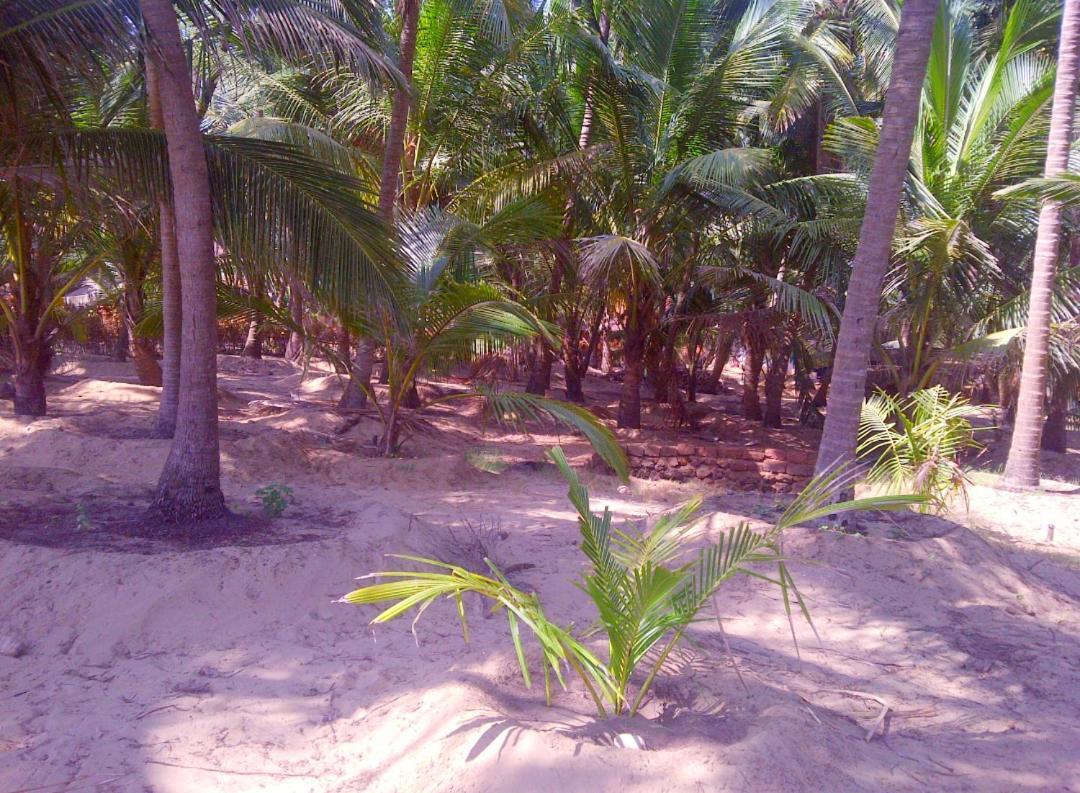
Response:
[623, 441, 816, 492]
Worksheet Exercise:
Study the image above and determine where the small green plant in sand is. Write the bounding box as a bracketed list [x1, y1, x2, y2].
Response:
[858, 386, 983, 512]
[255, 483, 294, 518]
[341, 448, 920, 717]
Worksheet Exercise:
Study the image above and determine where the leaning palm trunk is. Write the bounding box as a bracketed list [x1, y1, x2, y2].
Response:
[142, 0, 227, 521]
[146, 57, 181, 437]
[813, 0, 939, 477]
[1002, 0, 1080, 488]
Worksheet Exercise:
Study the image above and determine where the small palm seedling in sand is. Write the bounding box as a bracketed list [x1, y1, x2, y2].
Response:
[858, 386, 983, 512]
[341, 449, 920, 717]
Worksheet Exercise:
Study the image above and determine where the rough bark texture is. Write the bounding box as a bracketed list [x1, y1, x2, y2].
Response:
[525, 339, 552, 395]
[13, 334, 48, 417]
[342, 0, 420, 406]
[9, 215, 52, 417]
[147, 57, 181, 437]
[242, 313, 263, 359]
[813, 0, 939, 476]
[124, 278, 163, 387]
[1003, 0, 1080, 488]
[285, 284, 305, 363]
[142, 0, 227, 521]
[378, 0, 420, 219]
[741, 335, 764, 421]
[763, 334, 791, 428]
[699, 331, 734, 394]
[617, 325, 645, 428]
[339, 338, 374, 409]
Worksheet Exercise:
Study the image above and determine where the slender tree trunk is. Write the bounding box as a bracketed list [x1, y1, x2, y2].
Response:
[147, 57, 182, 437]
[618, 324, 645, 428]
[686, 326, 702, 403]
[526, 338, 552, 395]
[564, 361, 585, 403]
[741, 334, 764, 421]
[647, 332, 667, 404]
[763, 332, 791, 428]
[242, 316, 263, 358]
[402, 382, 421, 408]
[111, 321, 129, 362]
[124, 275, 163, 386]
[343, 0, 420, 404]
[242, 274, 264, 360]
[379, 0, 420, 218]
[699, 330, 734, 394]
[340, 338, 374, 409]
[813, 0, 939, 476]
[12, 322, 48, 417]
[1003, 0, 1080, 487]
[142, 0, 227, 521]
[1041, 388, 1069, 453]
[285, 283, 305, 363]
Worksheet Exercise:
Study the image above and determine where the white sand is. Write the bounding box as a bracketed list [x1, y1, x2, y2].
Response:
[1, 356, 1078, 792]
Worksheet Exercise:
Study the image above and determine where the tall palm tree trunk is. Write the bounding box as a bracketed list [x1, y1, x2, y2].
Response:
[1003, 0, 1080, 488]
[146, 57, 182, 437]
[813, 0, 939, 476]
[345, 0, 420, 403]
[379, 0, 420, 221]
[141, 0, 227, 521]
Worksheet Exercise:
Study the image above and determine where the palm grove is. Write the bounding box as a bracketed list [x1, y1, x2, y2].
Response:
[1, 0, 1078, 525]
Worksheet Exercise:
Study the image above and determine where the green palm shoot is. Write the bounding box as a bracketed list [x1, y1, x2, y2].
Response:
[341, 447, 922, 717]
[857, 386, 983, 513]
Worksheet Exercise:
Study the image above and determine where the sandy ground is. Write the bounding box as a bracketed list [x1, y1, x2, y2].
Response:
[1, 356, 1079, 792]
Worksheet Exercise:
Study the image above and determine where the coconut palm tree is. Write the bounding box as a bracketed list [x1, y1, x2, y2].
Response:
[815, 0, 1063, 399]
[813, 0, 940, 477]
[1003, 0, 1080, 488]
[138, 0, 229, 520]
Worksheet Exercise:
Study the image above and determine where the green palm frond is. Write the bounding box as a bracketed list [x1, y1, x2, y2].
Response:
[344, 445, 923, 717]
[476, 390, 628, 480]
[857, 386, 982, 512]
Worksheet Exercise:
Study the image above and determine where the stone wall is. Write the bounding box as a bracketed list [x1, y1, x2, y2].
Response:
[622, 441, 817, 493]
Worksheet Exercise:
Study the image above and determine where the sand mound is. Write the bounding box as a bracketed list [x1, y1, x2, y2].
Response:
[2, 359, 1078, 793]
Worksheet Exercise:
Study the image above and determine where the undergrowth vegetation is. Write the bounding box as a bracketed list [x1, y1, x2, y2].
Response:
[858, 386, 984, 512]
[341, 447, 921, 717]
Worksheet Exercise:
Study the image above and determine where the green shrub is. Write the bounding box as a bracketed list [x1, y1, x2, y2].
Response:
[255, 483, 294, 518]
[857, 386, 983, 512]
[341, 447, 919, 717]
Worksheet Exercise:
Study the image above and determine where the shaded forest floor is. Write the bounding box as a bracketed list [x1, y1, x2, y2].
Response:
[1, 355, 1078, 792]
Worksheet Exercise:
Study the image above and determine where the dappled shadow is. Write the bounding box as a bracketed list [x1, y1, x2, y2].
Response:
[4, 360, 1079, 792]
